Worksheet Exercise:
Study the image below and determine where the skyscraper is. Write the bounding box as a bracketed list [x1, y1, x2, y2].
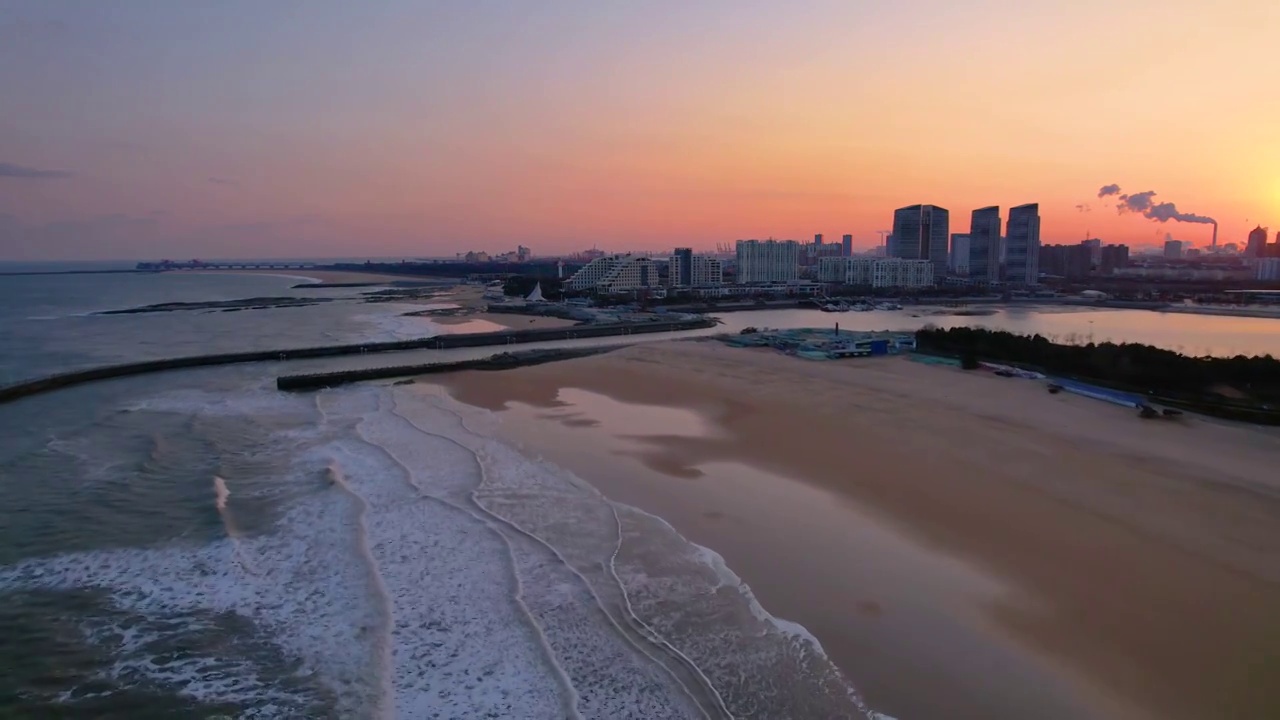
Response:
[967, 206, 1002, 283]
[1005, 203, 1041, 285]
[814, 233, 824, 245]
[891, 204, 949, 278]
[841, 234, 853, 257]
[949, 234, 970, 276]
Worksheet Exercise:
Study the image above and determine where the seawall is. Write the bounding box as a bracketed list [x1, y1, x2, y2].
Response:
[276, 347, 611, 391]
[0, 317, 716, 404]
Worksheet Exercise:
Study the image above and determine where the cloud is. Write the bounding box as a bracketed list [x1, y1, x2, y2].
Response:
[1098, 184, 1216, 226]
[0, 162, 72, 179]
[1144, 201, 1214, 224]
[207, 176, 240, 188]
[1116, 190, 1156, 214]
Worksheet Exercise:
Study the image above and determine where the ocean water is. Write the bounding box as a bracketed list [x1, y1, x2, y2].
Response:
[0, 271, 878, 719]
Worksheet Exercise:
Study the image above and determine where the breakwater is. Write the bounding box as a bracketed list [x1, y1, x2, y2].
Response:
[277, 347, 610, 391]
[0, 317, 716, 404]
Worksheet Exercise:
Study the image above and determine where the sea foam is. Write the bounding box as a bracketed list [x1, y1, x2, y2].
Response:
[0, 378, 880, 719]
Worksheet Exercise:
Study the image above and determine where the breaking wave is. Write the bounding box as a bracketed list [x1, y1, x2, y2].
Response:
[0, 381, 877, 718]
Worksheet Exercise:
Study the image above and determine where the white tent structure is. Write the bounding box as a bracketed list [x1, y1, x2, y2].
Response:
[526, 282, 546, 302]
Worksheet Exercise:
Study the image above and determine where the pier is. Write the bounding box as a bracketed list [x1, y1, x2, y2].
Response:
[0, 317, 717, 404]
[276, 347, 610, 391]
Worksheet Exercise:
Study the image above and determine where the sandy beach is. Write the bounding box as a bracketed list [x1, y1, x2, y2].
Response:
[429, 340, 1280, 720]
[432, 312, 578, 330]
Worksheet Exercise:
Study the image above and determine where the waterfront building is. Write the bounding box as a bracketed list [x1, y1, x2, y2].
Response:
[1100, 244, 1130, 274]
[564, 254, 659, 293]
[949, 233, 971, 276]
[669, 248, 723, 287]
[818, 257, 935, 288]
[1082, 238, 1102, 266]
[1039, 244, 1092, 280]
[736, 239, 800, 283]
[1245, 226, 1269, 257]
[968, 206, 1002, 283]
[1004, 203, 1041, 285]
[891, 204, 950, 278]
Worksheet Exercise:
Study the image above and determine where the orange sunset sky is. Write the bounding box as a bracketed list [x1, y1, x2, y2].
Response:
[1, 0, 1278, 260]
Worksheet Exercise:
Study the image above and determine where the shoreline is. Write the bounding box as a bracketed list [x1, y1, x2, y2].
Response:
[180, 268, 427, 285]
[429, 341, 1280, 720]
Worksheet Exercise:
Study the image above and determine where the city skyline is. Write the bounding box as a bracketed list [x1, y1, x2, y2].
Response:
[2, 0, 1278, 261]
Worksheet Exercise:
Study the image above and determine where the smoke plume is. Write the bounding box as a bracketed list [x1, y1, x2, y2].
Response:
[1096, 184, 1216, 226]
[1075, 203, 1091, 213]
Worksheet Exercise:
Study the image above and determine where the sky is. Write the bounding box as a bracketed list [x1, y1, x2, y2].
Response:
[1, 0, 1278, 261]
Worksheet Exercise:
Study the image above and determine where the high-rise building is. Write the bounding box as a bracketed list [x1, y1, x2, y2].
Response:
[801, 239, 841, 267]
[841, 234, 853, 257]
[1245, 226, 1269, 257]
[814, 233, 824, 245]
[1100, 244, 1130, 274]
[735, 239, 800, 284]
[949, 233, 971, 276]
[891, 204, 949, 278]
[1081, 238, 1102, 267]
[1004, 203, 1041, 285]
[669, 248, 723, 287]
[1163, 239, 1186, 259]
[967, 206, 1002, 283]
[1039, 244, 1092, 280]
[672, 247, 693, 287]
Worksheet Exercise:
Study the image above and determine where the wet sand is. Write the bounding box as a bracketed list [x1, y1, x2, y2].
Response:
[433, 312, 577, 331]
[429, 340, 1280, 720]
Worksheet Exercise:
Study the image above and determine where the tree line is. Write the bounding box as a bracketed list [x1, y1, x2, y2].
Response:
[915, 327, 1280, 409]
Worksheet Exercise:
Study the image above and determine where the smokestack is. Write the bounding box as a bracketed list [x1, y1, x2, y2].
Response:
[1212, 222, 1218, 249]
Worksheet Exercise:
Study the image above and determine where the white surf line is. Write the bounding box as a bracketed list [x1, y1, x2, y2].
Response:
[409, 393, 726, 720]
[605, 501, 735, 720]
[211, 474, 261, 576]
[355, 393, 585, 720]
[315, 399, 397, 720]
[324, 464, 397, 720]
[353, 423, 584, 720]
[385, 394, 711, 717]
